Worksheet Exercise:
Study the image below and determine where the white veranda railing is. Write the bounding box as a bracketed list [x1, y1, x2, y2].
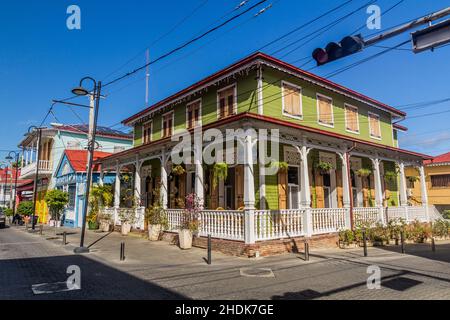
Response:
[353, 207, 381, 226]
[254, 209, 305, 241]
[311, 208, 347, 234]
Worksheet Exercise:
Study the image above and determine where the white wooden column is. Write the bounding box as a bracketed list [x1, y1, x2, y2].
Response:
[134, 158, 141, 207]
[419, 165, 430, 221]
[398, 162, 408, 206]
[160, 151, 168, 210]
[257, 63, 264, 115]
[194, 135, 204, 207]
[298, 141, 312, 237]
[371, 157, 386, 224]
[98, 169, 104, 187]
[243, 134, 256, 244]
[114, 162, 121, 225]
[340, 152, 352, 229]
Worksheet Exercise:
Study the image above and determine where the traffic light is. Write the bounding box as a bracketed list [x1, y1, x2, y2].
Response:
[312, 35, 365, 66]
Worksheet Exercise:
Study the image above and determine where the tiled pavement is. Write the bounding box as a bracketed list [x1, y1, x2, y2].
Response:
[1, 223, 450, 300]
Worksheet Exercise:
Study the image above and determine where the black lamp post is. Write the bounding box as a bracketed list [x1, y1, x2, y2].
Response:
[0, 164, 6, 208]
[71, 77, 102, 254]
[27, 126, 43, 230]
[5, 151, 20, 216]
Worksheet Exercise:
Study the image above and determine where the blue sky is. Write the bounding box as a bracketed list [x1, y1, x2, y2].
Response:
[1, 0, 449, 160]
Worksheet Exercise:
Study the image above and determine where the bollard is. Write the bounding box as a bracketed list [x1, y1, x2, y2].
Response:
[432, 237, 436, 252]
[362, 229, 368, 257]
[39, 224, 43, 236]
[63, 232, 67, 246]
[304, 241, 310, 261]
[400, 230, 405, 254]
[120, 242, 126, 261]
[207, 234, 212, 265]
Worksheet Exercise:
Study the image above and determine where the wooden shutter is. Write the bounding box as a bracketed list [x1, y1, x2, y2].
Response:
[283, 83, 301, 116]
[336, 169, 343, 208]
[318, 95, 333, 125]
[218, 87, 235, 119]
[235, 165, 244, 209]
[278, 170, 287, 210]
[210, 173, 218, 209]
[315, 171, 325, 208]
[369, 113, 381, 138]
[346, 105, 359, 132]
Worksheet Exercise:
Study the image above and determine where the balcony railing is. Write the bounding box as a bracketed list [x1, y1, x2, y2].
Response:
[20, 160, 53, 178]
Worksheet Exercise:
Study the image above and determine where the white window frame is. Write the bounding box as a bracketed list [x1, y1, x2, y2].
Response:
[142, 120, 153, 144]
[344, 103, 360, 134]
[368, 111, 382, 140]
[186, 98, 202, 129]
[281, 80, 303, 120]
[316, 93, 335, 128]
[216, 84, 238, 120]
[161, 111, 174, 138]
[287, 165, 301, 210]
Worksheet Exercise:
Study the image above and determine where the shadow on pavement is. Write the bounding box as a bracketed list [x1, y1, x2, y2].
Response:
[0, 254, 187, 300]
[377, 242, 450, 264]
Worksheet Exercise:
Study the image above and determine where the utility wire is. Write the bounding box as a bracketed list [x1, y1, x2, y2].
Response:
[103, 0, 269, 88]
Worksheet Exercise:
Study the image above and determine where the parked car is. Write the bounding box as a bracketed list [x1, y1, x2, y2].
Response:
[0, 210, 5, 228]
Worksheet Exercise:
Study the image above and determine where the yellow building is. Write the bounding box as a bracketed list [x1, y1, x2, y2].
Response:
[406, 152, 450, 213]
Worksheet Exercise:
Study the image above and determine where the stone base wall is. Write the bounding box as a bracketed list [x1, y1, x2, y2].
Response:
[160, 231, 339, 258]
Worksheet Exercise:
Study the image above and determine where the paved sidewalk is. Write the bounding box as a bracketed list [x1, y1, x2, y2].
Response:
[6, 223, 450, 300]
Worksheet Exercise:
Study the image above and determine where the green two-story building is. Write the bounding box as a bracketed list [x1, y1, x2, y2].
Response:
[97, 52, 434, 254]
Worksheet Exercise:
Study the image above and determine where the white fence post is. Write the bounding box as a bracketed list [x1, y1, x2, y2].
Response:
[303, 208, 313, 237]
[379, 206, 386, 225]
[244, 209, 256, 244]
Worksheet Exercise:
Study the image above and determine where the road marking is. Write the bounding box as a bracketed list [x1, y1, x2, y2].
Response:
[31, 282, 80, 295]
[0, 242, 42, 246]
[240, 268, 275, 278]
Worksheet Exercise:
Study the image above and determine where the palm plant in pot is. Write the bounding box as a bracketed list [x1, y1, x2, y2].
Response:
[90, 185, 114, 232]
[179, 193, 202, 250]
[118, 209, 135, 236]
[146, 205, 168, 241]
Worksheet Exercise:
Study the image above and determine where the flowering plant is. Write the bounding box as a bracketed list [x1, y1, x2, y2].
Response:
[180, 193, 203, 232]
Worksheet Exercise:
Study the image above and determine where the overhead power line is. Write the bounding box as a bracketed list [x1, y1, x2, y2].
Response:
[103, 0, 269, 88]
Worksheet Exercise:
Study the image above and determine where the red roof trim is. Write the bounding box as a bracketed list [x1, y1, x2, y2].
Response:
[122, 52, 406, 125]
[393, 123, 408, 132]
[424, 152, 450, 165]
[99, 112, 431, 163]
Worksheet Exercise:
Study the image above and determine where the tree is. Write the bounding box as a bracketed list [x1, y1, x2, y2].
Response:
[17, 201, 34, 216]
[44, 189, 69, 222]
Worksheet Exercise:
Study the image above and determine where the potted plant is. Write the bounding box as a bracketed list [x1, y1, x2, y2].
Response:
[356, 168, 372, 177]
[98, 212, 112, 232]
[44, 189, 69, 232]
[119, 209, 135, 236]
[90, 185, 114, 232]
[172, 165, 186, 176]
[269, 161, 289, 174]
[146, 205, 168, 241]
[17, 201, 34, 225]
[407, 176, 419, 184]
[384, 171, 398, 183]
[212, 163, 228, 190]
[179, 193, 202, 250]
[4, 208, 13, 225]
[315, 161, 334, 175]
[338, 229, 356, 249]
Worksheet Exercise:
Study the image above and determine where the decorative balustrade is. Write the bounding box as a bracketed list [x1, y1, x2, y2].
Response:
[101, 205, 437, 243]
[311, 208, 347, 234]
[353, 207, 380, 226]
[200, 210, 245, 241]
[255, 209, 305, 241]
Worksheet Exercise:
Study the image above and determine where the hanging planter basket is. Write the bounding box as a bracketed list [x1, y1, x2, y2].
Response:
[356, 168, 372, 178]
[407, 176, 419, 184]
[212, 163, 228, 190]
[315, 161, 334, 175]
[270, 161, 289, 174]
[172, 165, 186, 176]
[384, 171, 398, 183]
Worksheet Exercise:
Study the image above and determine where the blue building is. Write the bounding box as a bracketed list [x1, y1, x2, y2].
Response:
[54, 150, 116, 228]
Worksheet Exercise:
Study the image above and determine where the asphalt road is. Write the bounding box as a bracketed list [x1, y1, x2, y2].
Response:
[1, 225, 450, 300]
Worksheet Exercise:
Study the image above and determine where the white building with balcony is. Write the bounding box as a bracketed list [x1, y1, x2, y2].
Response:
[17, 124, 133, 223]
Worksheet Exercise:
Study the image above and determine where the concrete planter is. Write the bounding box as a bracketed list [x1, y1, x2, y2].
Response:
[100, 220, 111, 232]
[148, 224, 162, 241]
[121, 222, 131, 236]
[178, 229, 193, 249]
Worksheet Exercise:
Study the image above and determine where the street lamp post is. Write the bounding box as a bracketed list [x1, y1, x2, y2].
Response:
[28, 126, 43, 230]
[71, 77, 102, 254]
[6, 151, 20, 217]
